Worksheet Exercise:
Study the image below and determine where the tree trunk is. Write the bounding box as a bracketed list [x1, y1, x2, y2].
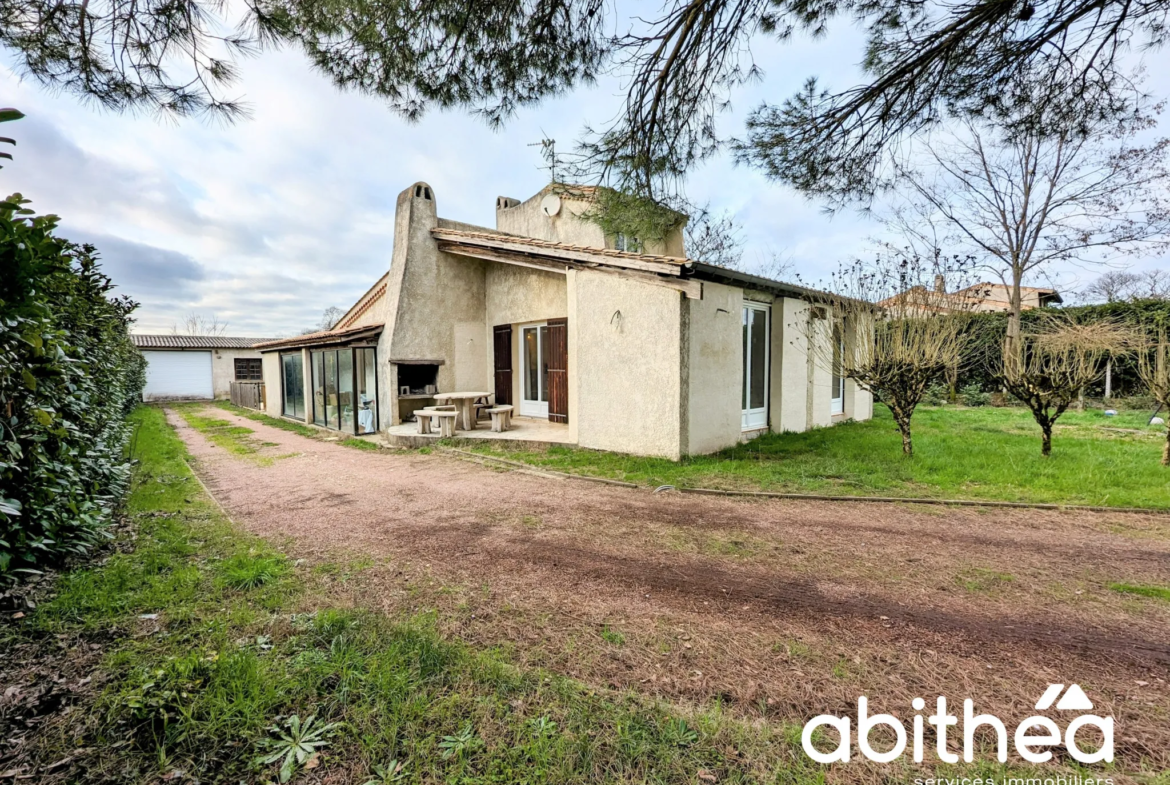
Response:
[894, 414, 914, 456]
[1104, 358, 1112, 400]
[1163, 427, 1169, 467]
[1041, 420, 1053, 457]
[1005, 276, 1024, 360]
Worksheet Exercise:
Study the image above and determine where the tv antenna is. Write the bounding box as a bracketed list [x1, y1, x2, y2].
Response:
[528, 137, 559, 183]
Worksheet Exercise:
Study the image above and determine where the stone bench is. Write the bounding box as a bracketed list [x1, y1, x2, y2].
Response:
[418, 409, 459, 438]
[416, 406, 458, 436]
[486, 405, 514, 433]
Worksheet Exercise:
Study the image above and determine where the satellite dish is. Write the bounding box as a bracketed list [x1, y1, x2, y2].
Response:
[540, 194, 562, 217]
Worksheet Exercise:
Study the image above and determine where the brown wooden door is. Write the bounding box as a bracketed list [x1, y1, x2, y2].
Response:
[493, 324, 513, 405]
[547, 317, 568, 423]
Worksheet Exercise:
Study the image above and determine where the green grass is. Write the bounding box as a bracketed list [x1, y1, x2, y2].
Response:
[469, 405, 1170, 510]
[207, 400, 388, 452]
[1109, 582, 1170, 602]
[11, 406, 826, 784]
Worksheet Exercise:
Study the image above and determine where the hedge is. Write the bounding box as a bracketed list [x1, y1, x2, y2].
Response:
[0, 195, 145, 584]
[956, 300, 1170, 397]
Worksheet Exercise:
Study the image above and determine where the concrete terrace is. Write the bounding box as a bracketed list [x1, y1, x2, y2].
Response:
[383, 416, 574, 449]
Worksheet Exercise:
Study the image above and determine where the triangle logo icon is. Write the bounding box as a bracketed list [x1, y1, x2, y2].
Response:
[1055, 684, 1094, 711]
[1035, 684, 1064, 710]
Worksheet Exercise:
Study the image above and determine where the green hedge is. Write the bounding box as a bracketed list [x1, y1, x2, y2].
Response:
[957, 300, 1170, 396]
[0, 195, 145, 584]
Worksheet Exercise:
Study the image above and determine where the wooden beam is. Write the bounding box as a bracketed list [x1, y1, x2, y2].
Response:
[440, 241, 702, 299]
[432, 229, 686, 276]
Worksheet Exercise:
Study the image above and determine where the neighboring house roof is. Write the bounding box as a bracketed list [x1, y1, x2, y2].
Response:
[876, 282, 1063, 312]
[131, 335, 270, 349]
[254, 324, 384, 352]
[954, 282, 1063, 303]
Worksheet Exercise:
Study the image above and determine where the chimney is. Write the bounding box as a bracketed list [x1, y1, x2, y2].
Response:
[934, 274, 946, 294]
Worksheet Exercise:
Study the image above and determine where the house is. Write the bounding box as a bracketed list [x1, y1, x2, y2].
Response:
[133, 335, 268, 401]
[962, 282, 1063, 311]
[255, 182, 873, 459]
[878, 277, 1062, 314]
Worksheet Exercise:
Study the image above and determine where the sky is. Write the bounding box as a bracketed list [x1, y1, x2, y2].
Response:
[2, 12, 1167, 337]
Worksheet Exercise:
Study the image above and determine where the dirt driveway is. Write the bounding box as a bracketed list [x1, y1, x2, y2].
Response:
[172, 406, 1170, 772]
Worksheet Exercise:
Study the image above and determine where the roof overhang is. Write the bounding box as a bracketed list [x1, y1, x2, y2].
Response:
[255, 325, 383, 353]
[686, 262, 852, 305]
[433, 227, 702, 299]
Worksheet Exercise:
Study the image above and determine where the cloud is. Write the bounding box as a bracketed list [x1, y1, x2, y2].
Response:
[68, 231, 205, 298]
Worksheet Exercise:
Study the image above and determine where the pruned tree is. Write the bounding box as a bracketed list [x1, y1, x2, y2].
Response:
[809, 250, 980, 456]
[1136, 329, 1170, 466]
[875, 102, 1170, 355]
[172, 313, 227, 336]
[1001, 318, 1131, 457]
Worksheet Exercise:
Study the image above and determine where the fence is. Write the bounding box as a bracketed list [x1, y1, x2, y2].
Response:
[229, 381, 266, 411]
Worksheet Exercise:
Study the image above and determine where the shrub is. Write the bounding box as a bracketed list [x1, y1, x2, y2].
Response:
[923, 382, 949, 406]
[0, 195, 145, 583]
[960, 382, 990, 407]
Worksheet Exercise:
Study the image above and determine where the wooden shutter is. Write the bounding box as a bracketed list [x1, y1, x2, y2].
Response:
[493, 325, 513, 405]
[547, 317, 568, 423]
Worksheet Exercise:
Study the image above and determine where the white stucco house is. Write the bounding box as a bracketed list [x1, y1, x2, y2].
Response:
[255, 182, 872, 459]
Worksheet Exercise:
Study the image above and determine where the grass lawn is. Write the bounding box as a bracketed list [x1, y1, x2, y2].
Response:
[469, 405, 1170, 510]
[0, 406, 822, 784]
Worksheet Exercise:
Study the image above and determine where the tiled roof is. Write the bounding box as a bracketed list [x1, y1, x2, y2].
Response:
[431, 227, 689, 269]
[253, 324, 383, 351]
[132, 335, 270, 349]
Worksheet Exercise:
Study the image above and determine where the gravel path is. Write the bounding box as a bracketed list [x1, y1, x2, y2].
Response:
[170, 406, 1170, 768]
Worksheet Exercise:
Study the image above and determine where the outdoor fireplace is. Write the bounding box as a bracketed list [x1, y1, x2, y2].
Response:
[396, 362, 439, 395]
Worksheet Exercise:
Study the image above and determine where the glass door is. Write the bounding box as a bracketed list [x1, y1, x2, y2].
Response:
[831, 322, 845, 415]
[520, 323, 550, 418]
[741, 303, 770, 431]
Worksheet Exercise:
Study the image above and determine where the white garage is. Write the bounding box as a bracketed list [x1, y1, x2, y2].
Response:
[132, 335, 270, 402]
[142, 350, 213, 400]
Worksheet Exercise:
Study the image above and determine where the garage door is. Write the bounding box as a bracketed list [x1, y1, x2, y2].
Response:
[142, 351, 213, 401]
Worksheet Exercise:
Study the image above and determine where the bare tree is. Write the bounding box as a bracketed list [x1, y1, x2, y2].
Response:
[319, 306, 346, 331]
[1136, 330, 1170, 466]
[808, 251, 979, 456]
[1082, 268, 1170, 303]
[1082, 270, 1145, 303]
[884, 106, 1170, 354]
[1001, 318, 1131, 457]
[684, 205, 744, 268]
[172, 313, 227, 336]
[1132, 269, 1170, 300]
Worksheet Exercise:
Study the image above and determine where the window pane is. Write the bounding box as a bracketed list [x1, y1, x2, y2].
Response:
[832, 323, 844, 401]
[524, 328, 539, 401]
[282, 354, 304, 419]
[312, 351, 325, 426]
[749, 309, 767, 409]
[324, 350, 339, 430]
[741, 308, 749, 410]
[539, 325, 550, 403]
[356, 348, 376, 434]
[338, 349, 354, 433]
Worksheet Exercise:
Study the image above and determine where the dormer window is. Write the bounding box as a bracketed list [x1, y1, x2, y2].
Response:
[614, 233, 641, 253]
